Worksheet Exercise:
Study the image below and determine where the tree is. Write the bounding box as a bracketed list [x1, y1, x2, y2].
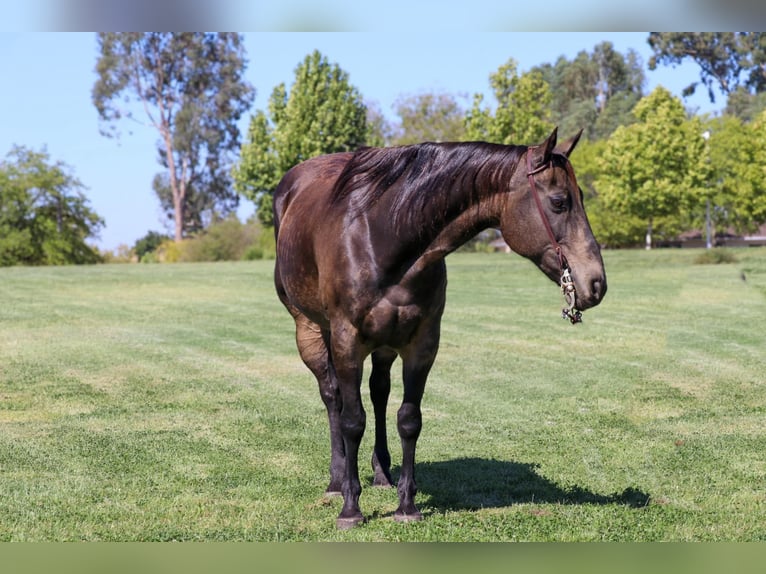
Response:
[233, 50, 368, 226]
[388, 91, 467, 145]
[0, 147, 103, 266]
[465, 58, 554, 145]
[724, 87, 766, 122]
[92, 33, 255, 241]
[364, 101, 394, 147]
[133, 230, 170, 261]
[647, 33, 766, 103]
[702, 113, 766, 234]
[533, 42, 645, 140]
[596, 87, 710, 249]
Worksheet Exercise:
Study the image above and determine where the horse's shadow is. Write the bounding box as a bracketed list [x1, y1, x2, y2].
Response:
[392, 458, 650, 512]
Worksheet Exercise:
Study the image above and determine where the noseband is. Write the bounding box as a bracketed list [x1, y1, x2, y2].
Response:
[526, 151, 582, 324]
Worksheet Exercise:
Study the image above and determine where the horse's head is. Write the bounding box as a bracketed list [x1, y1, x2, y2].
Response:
[501, 128, 607, 315]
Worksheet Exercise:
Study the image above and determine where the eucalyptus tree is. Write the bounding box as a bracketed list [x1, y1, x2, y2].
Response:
[533, 41, 645, 140]
[233, 50, 368, 227]
[92, 33, 254, 241]
[648, 32, 766, 103]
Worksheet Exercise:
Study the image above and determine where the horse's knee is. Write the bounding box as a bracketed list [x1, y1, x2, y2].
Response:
[397, 403, 422, 441]
[318, 379, 339, 409]
[340, 410, 366, 442]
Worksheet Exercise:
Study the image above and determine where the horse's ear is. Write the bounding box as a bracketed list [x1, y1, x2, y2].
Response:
[554, 129, 583, 158]
[529, 127, 558, 168]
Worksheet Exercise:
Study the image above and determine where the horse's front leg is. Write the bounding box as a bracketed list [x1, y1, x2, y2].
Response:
[369, 348, 397, 488]
[331, 323, 368, 529]
[395, 323, 440, 522]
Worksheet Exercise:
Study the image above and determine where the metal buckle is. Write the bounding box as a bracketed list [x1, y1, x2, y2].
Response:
[560, 267, 582, 324]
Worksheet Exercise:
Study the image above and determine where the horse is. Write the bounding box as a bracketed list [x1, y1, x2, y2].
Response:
[273, 128, 607, 529]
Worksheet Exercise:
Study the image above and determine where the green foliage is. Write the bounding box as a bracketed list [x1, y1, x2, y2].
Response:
[93, 33, 255, 240]
[98, 244, 133, 264]
[145, 216, 274, 263]
[694, 248, 739, 265]
[568, 138, 644, 247]
[596, 87, 710, 248]
[584, 198, 646, 249]
[648, 32, 766, 103]
[133, 231, 170, 261]
[177, 216, 258, 262]
[233, 50, 368, 227]
[533, 42, 645, 140]
[0, 146, 103, 266]
[737, 110, 766, 229]
[700, 113, 766, 235]
[242, 229, 276, 260]
[389, 91, 467, 145]
[465, 58, 554, 144]
[363, 101, 394, 147]
[724, 87, 766, 122]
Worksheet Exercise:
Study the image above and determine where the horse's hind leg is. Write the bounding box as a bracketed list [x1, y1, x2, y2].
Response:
[369, 348, 397, 488]
[293, 313, 345, 495]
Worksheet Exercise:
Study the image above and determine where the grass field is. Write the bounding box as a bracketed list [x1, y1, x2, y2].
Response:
[1, 248, 765, 541]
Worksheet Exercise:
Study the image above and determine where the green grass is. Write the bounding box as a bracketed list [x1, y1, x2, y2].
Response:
[0, 249, 765, 541]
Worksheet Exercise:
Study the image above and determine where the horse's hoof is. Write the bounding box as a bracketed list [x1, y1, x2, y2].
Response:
[394, 510, 423, 523]
[336, 514, 365, 530]
[372, 478, 394, 488]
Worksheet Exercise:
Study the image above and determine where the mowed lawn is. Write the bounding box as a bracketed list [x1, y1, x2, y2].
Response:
[0, 248, 765, 541]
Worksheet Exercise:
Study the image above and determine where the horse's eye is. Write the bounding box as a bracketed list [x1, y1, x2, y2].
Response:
[549, 195, 569, 213]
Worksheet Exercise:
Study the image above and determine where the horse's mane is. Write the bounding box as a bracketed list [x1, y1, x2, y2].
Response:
[330, 142, 527, 229]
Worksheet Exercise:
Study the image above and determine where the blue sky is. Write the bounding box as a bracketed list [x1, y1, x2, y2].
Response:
[0, 32, 722, 251]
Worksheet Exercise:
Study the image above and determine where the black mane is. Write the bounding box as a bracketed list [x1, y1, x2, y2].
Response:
[330, 142, 527, 228]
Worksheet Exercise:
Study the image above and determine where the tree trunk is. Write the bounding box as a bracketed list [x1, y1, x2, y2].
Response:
[161, 128, 185, 242]
[645, 218, 653, 250]
[173, 186, 184, 243]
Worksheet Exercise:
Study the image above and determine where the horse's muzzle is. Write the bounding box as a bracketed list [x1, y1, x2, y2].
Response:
[575, 273, 607, 311]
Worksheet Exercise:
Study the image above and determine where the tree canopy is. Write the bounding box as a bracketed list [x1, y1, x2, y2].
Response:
[92, 32, 255, 241]
[464, 58, 554, 145]
[388, 92, 468, 145]
[533, 41, 645, 140]
[0, 147, 103, 266]
[233, 50, 369, 226]
[648, 33, 766, 103]
[596, 87, 710, 249]
[701, 112, 766, 234]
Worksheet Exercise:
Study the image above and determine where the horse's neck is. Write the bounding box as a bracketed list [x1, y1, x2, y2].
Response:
[371, 146, 519, 278]
[398, 192, 504, 282]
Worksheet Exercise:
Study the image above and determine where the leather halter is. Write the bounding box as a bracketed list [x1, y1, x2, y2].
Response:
[526, 149, 582, 324]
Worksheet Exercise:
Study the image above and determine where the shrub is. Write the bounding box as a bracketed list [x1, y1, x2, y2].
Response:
[99, 244, 134, 263]
[134, 231, 171, 261]
[155, 239, 184, 263]
[246, 229, 276, 260]
[130, 217, 277, 263]
[694, 249, 739, 265]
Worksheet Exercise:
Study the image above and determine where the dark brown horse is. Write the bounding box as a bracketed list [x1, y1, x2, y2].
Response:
[273, 128, 606, 529]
